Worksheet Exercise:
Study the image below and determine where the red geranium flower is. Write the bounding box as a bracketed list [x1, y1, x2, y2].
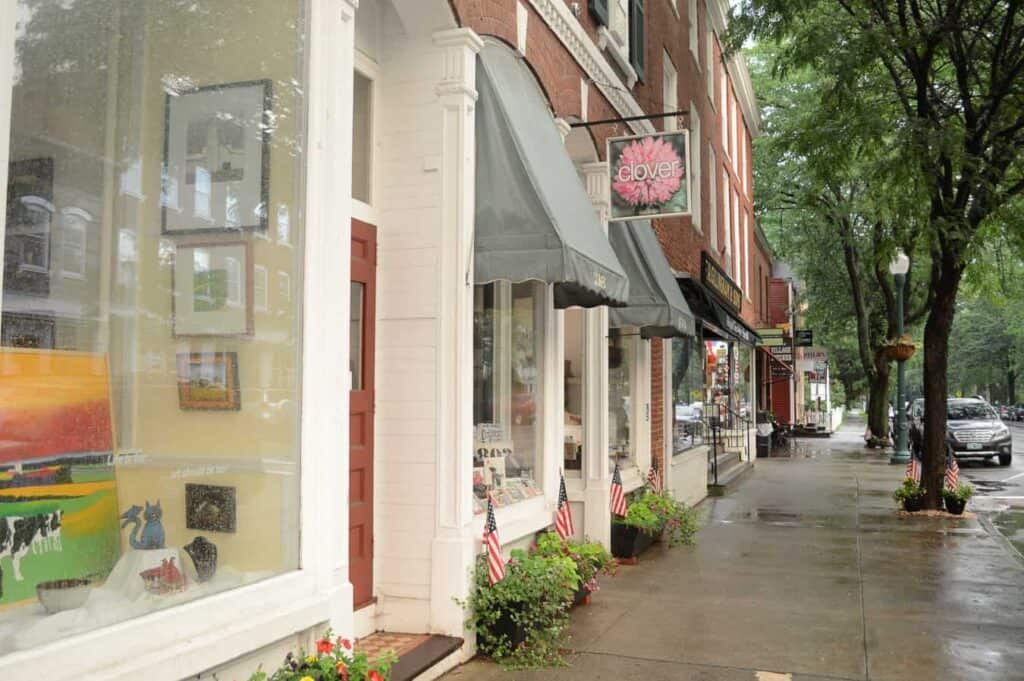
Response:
[316, 638, 335, 654]
[368, 671, 383, 681]
[337, 636, 353, 650]
[336, 660, 349, 680]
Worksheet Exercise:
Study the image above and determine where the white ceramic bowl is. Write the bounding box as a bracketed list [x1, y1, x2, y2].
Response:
[36, 579, 93, 613]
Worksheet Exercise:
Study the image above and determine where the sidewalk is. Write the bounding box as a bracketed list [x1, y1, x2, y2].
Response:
[443, 417, 1024, 681]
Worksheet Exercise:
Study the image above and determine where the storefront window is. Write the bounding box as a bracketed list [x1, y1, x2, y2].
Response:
[563, 309, 585, 477]
[672, 334, 705, 453]
[706, 340, 731, 422]
[473, 282, 545, 512]
[0, 0, 306, 654]
[608, 328, 636, 469]
[735, 344, 752, 421]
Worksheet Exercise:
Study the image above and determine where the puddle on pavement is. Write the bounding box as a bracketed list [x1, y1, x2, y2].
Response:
[972, 479, 1009, 493]
[992, 509, 1024, 556]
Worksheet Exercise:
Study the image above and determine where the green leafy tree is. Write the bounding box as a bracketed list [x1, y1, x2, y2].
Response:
[733, 0, 1024, 508]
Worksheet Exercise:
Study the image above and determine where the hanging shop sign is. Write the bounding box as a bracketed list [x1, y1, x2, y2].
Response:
[700, 252, 742, 312]
[757, 328, 787, 347]
[795, 329, 814, 347]
[608, 130, 690, 222]
[773, 345, 793, 364]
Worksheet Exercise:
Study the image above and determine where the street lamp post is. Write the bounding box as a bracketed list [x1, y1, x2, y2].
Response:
[890, 251, 911, 464]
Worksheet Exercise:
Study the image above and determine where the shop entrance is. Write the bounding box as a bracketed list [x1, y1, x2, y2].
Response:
[350, 219, 376, 608]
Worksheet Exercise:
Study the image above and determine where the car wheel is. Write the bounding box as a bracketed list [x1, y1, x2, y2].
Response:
[999, 453, 1012, 466]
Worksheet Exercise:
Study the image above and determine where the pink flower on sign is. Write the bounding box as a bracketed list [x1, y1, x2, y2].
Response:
[612, 136, 684, 207]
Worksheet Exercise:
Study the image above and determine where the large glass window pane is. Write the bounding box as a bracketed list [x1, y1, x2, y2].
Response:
[608, 327, 636, 469]
[0, 0, 306, 653]
[707, 339, 730, 421]
[672, 334, 705, 453]
[563, 308, 585, 477]
[473, 282, 544, 513]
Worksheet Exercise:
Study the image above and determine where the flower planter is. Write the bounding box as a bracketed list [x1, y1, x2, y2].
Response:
[481, 608, 528, 654]
[902, 496, 925, 512]
[883, 342, 916, 362]
[945, 497, 966, 515]
[571, 583, 590, 607]
[610, 522, 660, 560]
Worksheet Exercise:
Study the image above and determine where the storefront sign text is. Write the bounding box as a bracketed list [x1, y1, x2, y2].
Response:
[607, 130, 690, 221]
[701, 252, 742, 312]
[795, 329, 814, 347]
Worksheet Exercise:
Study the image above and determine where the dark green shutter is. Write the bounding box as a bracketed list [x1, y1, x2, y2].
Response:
[629, 0, 645, 81]
[589, 0, 609, 25]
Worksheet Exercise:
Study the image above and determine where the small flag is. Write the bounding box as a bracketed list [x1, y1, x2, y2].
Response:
[905, 456, 921, 484]
[647, 464, 663, 494]
[554, 472, 575, 540]
[483, 497, 505, 585]
[610, 463, 627, 517]
[945, 454, 960, 491]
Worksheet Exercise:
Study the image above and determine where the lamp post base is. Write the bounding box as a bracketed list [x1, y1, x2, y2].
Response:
[890, 449, 911, 464]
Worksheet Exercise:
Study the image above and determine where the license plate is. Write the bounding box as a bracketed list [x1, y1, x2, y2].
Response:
[966, 443, 983, 450]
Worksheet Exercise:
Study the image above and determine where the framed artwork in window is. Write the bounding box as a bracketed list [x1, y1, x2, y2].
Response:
[173, 241, 253, 337]
[162, 80, 271, 234]
[176, 352, 241, 411]
[4, 157, 54, 295]
[1, 312, 56, 348]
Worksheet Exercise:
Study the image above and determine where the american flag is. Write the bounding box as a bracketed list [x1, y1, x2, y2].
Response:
[945, 454, 960, 491]
[905, 456, 921, 484]
[554, 472, 575, 540]
[483, 497, 505, 585]
[610, 463, 627, 516]
[647, 464, 663, 494]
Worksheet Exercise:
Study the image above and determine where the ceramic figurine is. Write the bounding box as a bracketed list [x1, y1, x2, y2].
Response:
[139, 557, 185, 594]
[184, 536, 218, 582]
[120, 501, 166, 550]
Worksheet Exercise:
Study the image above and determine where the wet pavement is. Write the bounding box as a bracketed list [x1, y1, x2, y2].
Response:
[442, 417, 1024, 681]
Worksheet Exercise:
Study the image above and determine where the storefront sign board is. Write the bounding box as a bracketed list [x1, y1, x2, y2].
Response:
[795, 329, 814, 347]
[608, 130, 690, 221]
[700, 252, 742, 312]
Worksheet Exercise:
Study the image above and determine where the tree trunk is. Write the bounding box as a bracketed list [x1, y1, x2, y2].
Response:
[1007, 365, 1016, 405]
[921, 271, 962, 509]
[866, 355, 891, 443]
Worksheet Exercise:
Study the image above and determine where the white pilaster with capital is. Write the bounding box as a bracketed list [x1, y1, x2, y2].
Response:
[430, 27, 483, 638]
[580, 161, 613, 548]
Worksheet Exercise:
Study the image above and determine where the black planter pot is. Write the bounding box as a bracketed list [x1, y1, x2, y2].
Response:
[610, 522, 660, 559]
[572, 583, 590, 606]
[481, 609, 527, 654]
[945, 497, 966, 515]
[903, 496, 925, 512]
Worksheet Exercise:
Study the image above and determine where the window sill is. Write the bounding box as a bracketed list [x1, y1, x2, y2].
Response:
[597, 27, 638, 89]
[478, 494, 552, 545]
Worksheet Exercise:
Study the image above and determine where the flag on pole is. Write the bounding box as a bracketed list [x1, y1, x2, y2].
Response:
[554, 472, 575, 540]
[647, 463, 663, 494]
[610, 463, 627, 517]
[483, 497, 505, 585]
[945, 454, 960, 491]
[905, 456, 921, 484]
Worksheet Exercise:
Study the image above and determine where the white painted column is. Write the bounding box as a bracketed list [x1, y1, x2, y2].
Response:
[303, 0, 357, 634]
[580, 161, 612, 548]
[430, 27, 483, 638]
[0, 4, 16, 316]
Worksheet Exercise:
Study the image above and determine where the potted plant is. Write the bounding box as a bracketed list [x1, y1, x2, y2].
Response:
[942, 482, 974, 515]
[893, 478, 926, 512]
[248, 630, 395, 681]
[532, 532, 615, 605]
[882, 334, 917, 361]
[462, 550, 579, 669]
[611, 491, 700, 559]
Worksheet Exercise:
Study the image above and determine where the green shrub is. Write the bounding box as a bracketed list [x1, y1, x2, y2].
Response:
[942, 482, 974, 502]
[616, 491, 701, 547]
[892, 477, 926, 504]
[462, 550, 579, 669]
[533, 532, 615, 592]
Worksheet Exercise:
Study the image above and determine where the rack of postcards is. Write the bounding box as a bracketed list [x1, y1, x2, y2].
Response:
[472, 423, 542, 514]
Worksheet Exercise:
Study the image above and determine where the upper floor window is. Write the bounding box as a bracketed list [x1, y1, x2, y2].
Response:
[688, 0, 699, 62]
[663, 51, 678, 131]
[60, 208, 90, 279]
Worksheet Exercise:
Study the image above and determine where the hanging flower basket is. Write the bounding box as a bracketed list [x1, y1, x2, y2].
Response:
[883, 335, 917, 361]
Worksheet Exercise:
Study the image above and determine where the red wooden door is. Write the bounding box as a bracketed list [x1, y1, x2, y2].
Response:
[349, 219, 376, 608]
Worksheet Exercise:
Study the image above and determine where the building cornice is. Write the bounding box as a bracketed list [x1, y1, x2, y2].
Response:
[706, 0, 761, 137]
[527, 0, 654, 134]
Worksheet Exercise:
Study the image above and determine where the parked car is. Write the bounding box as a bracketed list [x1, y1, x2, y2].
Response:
[947, 398, 1012, 466]
[1015, 404, 1024, 421]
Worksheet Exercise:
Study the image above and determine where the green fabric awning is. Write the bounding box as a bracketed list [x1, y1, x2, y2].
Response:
[608, 221, 695, 338]
[474, 42, 630, 309]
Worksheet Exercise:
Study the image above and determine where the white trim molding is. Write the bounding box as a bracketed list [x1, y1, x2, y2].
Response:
[527, 0, 654, 134]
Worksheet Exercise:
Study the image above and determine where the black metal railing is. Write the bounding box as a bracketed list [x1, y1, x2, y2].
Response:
[705, 406, 752, 486]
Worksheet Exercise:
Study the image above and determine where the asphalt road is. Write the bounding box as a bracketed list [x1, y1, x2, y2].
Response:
[961, 419, 1024, 510]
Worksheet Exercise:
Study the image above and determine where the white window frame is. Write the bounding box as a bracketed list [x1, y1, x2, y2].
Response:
[663, 50, 678, 131]
[60, 207, 90, 279]
[0, 3, 354, 679]
[720, 67, 729, 156]
[722, 168, 731, 257]
[688, 0, 699, 63]
[743, 208, 751, 299]
[730, 88, 738, 169]
[669, 0, 681, 18]
[708, 147, 717, 250]
[733, 190, 741, 284]
[254, 264, 269, 312]
[690, 105, 701, 232]
[352, 52, 378, 212]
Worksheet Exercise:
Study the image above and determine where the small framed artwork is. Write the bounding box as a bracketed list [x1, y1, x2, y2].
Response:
[173, 241, 253, 337]
[177, 352, 241, 411]
[186, 483, 237, 533]
[162, 80, 271, 234]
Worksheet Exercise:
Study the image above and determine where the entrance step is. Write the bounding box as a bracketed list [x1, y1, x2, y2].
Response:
[356, 632, 463, 681]
[707, 460, 753, 496]
[708, 449, 740, 472]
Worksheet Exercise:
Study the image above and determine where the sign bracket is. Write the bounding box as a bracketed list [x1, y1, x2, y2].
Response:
[570, 109, 689, 129]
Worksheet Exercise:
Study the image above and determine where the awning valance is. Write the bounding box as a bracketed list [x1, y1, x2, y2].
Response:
[474, 43, 630, 309]
[608, 221, 695, 338]
[676, 276, 761, 345]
